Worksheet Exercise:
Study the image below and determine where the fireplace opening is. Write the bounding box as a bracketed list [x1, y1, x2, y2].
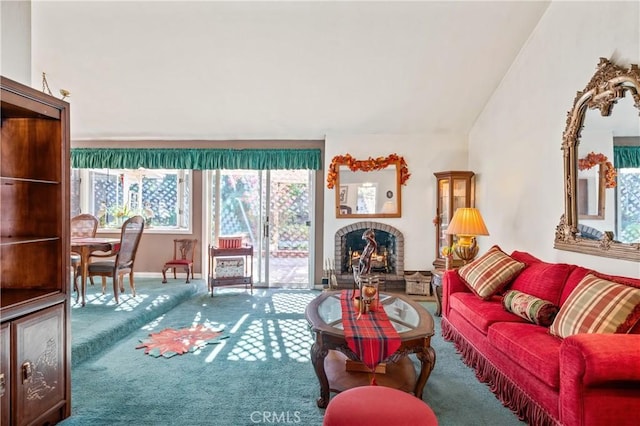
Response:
[334, 222, 404, 289]
[343, 229, 396, 274]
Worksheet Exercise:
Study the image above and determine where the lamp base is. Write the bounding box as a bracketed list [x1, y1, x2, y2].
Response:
[454, 237, 479, 264]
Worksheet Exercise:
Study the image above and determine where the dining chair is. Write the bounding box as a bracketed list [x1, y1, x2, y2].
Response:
[162, 238, 197, 283]
[87, 215, 145, 304]
[70, 213, 99, 238]
[70, 214, 99, 292]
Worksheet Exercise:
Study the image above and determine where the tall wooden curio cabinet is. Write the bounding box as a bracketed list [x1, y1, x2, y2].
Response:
[433, 171, 475, 269]
[0, 76, 71, 425]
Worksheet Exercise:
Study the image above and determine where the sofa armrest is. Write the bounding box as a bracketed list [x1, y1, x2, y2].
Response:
[442, 269, 471, 318]
[559, 334, 640, 425]
[560, 333, 640, 385]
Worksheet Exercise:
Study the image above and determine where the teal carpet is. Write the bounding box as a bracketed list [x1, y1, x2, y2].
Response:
[62, 280, 523, 425]
[69, 277, 199, 367]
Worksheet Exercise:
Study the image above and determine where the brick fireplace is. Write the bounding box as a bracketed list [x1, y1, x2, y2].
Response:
[334, 221, 404, 289]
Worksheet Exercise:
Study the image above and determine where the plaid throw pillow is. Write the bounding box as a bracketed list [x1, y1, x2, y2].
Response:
[502, 290, 559, 326]
[549, 274, 640, 338]
[458, 245, 526, 300]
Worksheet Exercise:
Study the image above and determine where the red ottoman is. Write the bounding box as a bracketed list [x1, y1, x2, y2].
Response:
[323, 386, 438, 426]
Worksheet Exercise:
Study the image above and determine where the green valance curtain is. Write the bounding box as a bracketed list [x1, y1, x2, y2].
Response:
[614, 146, 640, 169]
[71, 148, 322, 170]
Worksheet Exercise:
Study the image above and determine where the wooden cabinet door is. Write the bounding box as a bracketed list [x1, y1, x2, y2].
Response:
[433, 171, 475, 268]
[13, 305, 65, 426]
[0, 323, 9, 426]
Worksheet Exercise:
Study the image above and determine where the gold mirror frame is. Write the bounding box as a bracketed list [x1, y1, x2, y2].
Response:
[327, 154, 410, 218]
[554, 58, 640, 261]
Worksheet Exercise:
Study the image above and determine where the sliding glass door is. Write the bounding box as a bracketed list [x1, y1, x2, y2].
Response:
[209, 170, 312, 288]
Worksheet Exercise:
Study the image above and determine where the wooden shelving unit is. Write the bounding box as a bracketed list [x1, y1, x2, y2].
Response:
[433, 171, 475, 269]
[0, 76, 71, 425]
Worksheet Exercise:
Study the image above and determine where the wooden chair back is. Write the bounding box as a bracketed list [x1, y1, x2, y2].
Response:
[87, 215, 145, 303]
[71, 214, 98, 238]
[172, 238, 197, 263]
[162, 238, 197, 283]
[115, 216, 145, 270]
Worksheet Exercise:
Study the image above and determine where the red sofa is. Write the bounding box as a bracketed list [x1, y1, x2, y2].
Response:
[441, 249, 640, 426]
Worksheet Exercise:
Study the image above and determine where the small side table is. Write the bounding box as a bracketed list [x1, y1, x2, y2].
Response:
[208, 245, 254, 296]
[431, 269, 444, 317]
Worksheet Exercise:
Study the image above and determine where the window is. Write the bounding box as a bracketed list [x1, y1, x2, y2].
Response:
[71, 168, 191, 231]
[616, 168, 640, 243]
[356, 184, 377, 214]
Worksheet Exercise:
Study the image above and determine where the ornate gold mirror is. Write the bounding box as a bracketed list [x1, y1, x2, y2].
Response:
[555, 58, 640, 261]
[327, 154, 410, 218]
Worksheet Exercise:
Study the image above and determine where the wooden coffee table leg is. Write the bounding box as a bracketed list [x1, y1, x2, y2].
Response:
[431, 277, 443, 317]
[414, 345, 436, 399]
[434, 286, 442, 316]
[310, 342, 330, 408]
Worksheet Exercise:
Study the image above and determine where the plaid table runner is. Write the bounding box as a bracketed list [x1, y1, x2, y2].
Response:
[340, 290, 401, 372]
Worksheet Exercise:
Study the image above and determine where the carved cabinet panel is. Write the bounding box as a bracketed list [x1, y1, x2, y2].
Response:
[1, 323, 9, 426]
[13, 305, 66, 426]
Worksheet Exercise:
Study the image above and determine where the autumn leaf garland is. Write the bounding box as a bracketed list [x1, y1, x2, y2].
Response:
[578, 152, 617, 188]
[326, 153, 411, 189]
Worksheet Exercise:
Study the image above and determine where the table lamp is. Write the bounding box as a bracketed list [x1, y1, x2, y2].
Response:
[445, 207, 490, 264]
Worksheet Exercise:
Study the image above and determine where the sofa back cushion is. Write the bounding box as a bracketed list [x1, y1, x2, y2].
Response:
[561, 266, 591, 306]
[509, 251, 574, 306]
[458, 245, 526, 300]
[549, 273, 640, 338]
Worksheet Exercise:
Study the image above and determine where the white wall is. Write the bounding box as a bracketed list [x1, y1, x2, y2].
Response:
[323, 133, 468, 271]
[29, 1, 547, 141]
[1, 0, 31, 84]
[470, 1, 640, 277]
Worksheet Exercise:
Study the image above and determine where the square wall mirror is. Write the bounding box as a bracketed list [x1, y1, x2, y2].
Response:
[328, 154, 410, 218]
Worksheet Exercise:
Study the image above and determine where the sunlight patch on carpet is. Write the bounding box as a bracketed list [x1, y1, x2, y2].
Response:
[136, 325, 228, 358]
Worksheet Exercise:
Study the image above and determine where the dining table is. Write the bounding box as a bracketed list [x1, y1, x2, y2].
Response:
[71, 237, 120, 306]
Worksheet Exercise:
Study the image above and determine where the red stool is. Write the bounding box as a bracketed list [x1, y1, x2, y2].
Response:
[323, 386, 438, 426]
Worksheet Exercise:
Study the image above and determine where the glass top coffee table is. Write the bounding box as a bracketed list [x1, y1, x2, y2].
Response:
[305, 291, 435, 408]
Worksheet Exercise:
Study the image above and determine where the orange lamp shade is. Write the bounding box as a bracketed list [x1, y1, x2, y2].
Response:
[445, 208, 489, 243]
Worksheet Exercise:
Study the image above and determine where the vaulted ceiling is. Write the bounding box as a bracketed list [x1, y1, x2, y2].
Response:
[31, 1, 551, 140]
